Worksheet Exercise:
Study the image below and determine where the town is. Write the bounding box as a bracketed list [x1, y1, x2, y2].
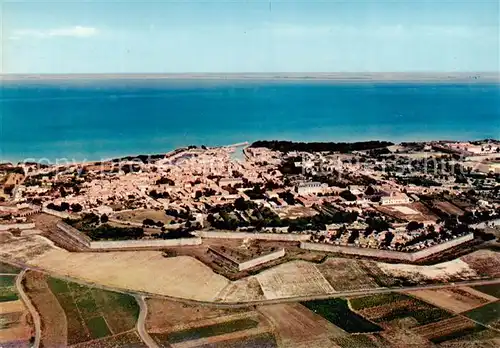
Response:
[1, 139, 499, 265]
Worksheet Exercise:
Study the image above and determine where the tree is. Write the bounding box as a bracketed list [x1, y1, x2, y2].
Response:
[100, 214, 109, 223]
[234, 197, 249, 211]
[365, 186, 376, 196]
[71, 203, 83, 213]
[406, 221, 423, 232]
[340, 190, 357, 201]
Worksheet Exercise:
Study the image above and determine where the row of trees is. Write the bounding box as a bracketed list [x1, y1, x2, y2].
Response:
[251, 140, 394, 153]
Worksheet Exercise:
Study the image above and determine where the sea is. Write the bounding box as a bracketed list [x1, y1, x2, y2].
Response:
[1, 79, 499, 164]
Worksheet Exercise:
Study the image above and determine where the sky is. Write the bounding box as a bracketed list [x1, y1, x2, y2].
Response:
[2, 0, 499, 73]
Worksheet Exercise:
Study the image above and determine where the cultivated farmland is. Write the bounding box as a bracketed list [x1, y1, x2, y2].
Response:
[256, 261, 334, 299]
[0, 276, 33, 348]
[70, 331, 147, 348]
[0, 262, 21, 274]
[45, 275, 140, 345]
[412, 316, 480, 343]
[461, 250, 500, 278]
[0, 275, 18, 302]
[258, 303, 346, 347]
[473, 284, 500, 299]
[352, 292, 453, 327]
[316, 258, 379, 291]
[301, 298, 381, 333]
[145, 298, 274, 348]
[407, 287, 495, 313]
[23, 271, 67, 347]
[463, 301, 500, 330]
[145, 298, 246, 334]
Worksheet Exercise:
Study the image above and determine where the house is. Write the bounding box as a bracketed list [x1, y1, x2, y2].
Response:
[380, 193, 412, 206]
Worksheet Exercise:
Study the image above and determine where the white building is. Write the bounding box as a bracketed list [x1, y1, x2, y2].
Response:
[296, 181, 327, 195]
[380, 193, 412, 206]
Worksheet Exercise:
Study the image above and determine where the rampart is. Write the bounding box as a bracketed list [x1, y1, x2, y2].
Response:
[197, 231, 310, 242]
[89, 238, 202, 250]
[208, 246, 285, 271]
[238, 248, 286, 270]
[56, 222, 92, 247]
[0, 223, 36, 231]
[300, 233, 474, 262]
[42, 207, 72, 219]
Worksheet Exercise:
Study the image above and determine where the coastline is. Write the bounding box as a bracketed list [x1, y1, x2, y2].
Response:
[0, 136, 496, 166]
[2, 72, 499, 83]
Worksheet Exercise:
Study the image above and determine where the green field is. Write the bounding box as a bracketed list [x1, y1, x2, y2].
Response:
[0, 262, 22, 274]
[86, 316, 112, 339]
[473, 284, 500, 299]
[429, 325, 487, 344]
[463, 301, 500, 328]
[350, 292, 453, 326]
[332, 334, 386, 348]
[301, 298, 381, 333]
[196, 333, 277, 348]
[349, 293, 408, 310]
[47, 277, 140, 345]
[164, 318, 259, 344]
[0, 275, 18, 302]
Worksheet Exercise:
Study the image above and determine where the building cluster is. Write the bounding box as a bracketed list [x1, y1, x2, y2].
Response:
[1, 139, 498, 252]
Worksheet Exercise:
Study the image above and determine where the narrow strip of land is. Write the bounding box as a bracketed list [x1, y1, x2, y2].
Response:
[15, 269, 41, 348]
[3, 256, 500, 309]
[135, 295, 160, 348]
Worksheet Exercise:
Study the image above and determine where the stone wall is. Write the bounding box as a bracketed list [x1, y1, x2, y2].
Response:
[0, 223, 36, 231]
[238, 248, 286, 271]
[89, 238, 202, 250]
[197, 231, 310, 242]
[56, 222, 92, 247]
[300, 233, 474, 262]
[42, 207, 72, 219]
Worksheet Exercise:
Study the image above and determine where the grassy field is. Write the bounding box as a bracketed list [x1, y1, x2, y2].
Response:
[463, 301, 500, 329]
[349, 293, 408, 311]
[351, 292, 454, 327]
[66, 331, 148, 348]
[332, 334, 388, 348]
[195, 333, 277, 348]
[0, 262, 22, 274]
[429, 324, 487, 344]
[163, 318, 259, 344]
[473, 284, 500, 299]
[301, 298, 381, 333]
[112, 209, 173, 225]
[47, 277, 139, 345]
[0, 275, 18, 302]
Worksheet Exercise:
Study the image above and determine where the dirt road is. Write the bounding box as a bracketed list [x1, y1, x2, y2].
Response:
[135, 295, 160, 348]
[15, 269, 41, 348]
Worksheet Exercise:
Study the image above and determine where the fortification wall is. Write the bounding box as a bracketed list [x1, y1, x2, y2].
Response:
[410, 234, 474, 260]
[238, 248, 286, 271]
[197, 231, 310, 241]
[56, 222, 92, 247]
[42, 207, 72, 219]
[300, 233, 474, 261]
[300, 242, 412, 261]
[89, 238, 202, 249]
[0, 223, 36, 231]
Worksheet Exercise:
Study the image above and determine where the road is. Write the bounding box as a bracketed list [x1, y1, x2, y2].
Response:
[135, 295, 160, 348]
[2, 256, 500, 309]
[15, 269, 41, 348]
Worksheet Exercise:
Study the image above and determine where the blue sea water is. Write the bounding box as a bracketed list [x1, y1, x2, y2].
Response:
[1, 79, 499, 163]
